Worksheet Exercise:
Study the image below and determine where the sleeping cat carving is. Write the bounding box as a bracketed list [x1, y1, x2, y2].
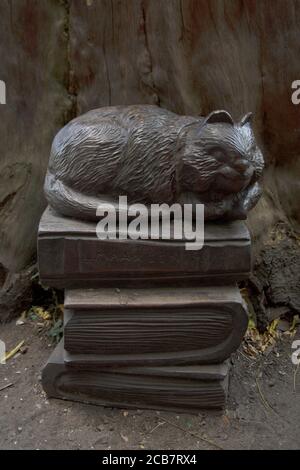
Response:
[44, 105, 264, 221]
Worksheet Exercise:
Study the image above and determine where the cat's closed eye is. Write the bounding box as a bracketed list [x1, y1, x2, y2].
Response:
[210, 147, 229, 163]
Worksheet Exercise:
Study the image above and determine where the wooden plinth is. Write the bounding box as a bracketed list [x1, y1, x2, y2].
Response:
[38, 206, 250, 412]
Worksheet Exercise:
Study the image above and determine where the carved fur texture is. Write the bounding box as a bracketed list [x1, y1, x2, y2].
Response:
[44, 105, 264, 221]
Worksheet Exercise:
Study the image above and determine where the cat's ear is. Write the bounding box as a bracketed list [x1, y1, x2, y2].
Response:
[204, 110, 234, 125]
[240, 112, 253, 126]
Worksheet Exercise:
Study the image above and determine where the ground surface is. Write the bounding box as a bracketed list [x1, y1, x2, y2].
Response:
[0, 321, 299, 450]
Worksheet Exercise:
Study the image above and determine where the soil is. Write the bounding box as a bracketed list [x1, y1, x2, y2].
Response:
[247, 225, 300, 332]
[0, 320, 299, 450]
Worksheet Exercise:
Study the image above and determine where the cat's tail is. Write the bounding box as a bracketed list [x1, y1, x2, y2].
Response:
[44, 171, 116, 221]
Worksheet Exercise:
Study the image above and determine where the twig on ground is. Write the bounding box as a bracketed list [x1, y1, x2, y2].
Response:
[149, 421, 165, 434]
[239, 350, 253, 362]
[256, 377, 272, 413]
[293, 362, 299, 392]
[160, 416, 224, 450]
[0, 382, 13, 392]
[256, 376, 284, 421]
[5, 340, 25, 361]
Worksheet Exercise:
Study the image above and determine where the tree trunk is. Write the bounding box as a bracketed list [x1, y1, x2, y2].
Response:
[1, 0, 300, 319]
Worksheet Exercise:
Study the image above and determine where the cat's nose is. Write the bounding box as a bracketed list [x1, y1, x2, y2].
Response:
[234, 159, 250, 172]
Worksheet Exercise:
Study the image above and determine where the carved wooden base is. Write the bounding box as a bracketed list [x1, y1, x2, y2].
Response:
[42, 340, 229, 412]
[38, 207, 250, 412]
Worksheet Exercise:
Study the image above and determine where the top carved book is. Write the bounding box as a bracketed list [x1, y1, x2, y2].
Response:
[38, 207, 251, 288]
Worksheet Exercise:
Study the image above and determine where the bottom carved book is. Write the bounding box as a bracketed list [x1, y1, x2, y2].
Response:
[42, 341, 230, 412]
[41, 285, 248, 411]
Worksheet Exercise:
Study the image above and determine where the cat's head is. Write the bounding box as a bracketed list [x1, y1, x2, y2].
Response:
[179, 110, 264, 198]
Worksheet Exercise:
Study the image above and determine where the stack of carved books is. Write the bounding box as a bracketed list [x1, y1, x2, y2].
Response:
[38, 207, 250, 412]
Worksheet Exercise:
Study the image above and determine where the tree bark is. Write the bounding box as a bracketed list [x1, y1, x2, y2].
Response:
[1, 0, 300, 319]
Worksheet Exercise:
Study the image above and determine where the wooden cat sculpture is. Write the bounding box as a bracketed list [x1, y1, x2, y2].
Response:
[44, 105, 264, 221]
